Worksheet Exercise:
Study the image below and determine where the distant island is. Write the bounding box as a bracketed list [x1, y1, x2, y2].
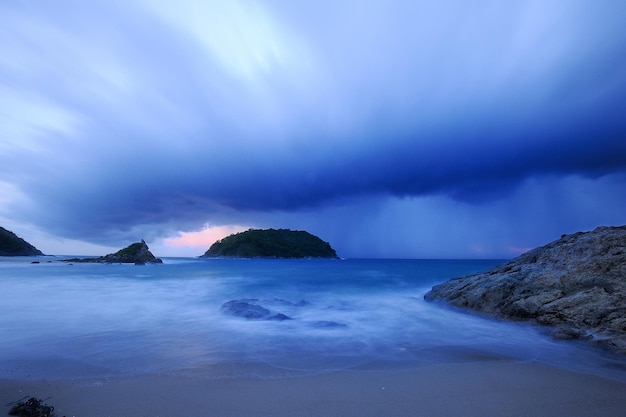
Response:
[425, 225, 626, 354]
[201, 228, 338, 259]
[64, 240, 163, 264]
[0, 226, 44, 256]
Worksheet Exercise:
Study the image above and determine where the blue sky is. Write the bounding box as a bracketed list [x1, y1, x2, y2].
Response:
[1, 1, 625, 258]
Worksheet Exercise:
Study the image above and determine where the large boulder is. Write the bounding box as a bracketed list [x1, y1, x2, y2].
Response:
[425, 226, 626, 354]
[220, 299, 292, 321]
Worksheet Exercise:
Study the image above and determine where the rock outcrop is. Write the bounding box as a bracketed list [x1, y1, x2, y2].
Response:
[0, 227, 44, 256]
[220, 298, 348, 329]
[425, 226, 626, 354]
[220, 299, 293, 321]
[202, 228, 338, 258]
[64, 240, 163, 264]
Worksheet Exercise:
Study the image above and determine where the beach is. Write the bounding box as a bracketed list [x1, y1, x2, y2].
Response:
[3, 360, 626, 417]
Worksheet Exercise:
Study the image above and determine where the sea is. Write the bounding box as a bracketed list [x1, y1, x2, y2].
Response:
[1, 257, 625, 382]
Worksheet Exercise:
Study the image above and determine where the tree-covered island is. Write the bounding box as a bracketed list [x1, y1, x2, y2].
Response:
[0, 227, 44, 256]
[201, 228, 338, 259]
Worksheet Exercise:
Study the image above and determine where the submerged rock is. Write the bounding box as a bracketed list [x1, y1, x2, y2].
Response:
[268, 313, 292, 321]
[425, 225, 626, 354]
[311, 320, 348, 329]
[220, 299, 295, 321]
[221, 300, 273, 319]
[272, 298, 311, 307]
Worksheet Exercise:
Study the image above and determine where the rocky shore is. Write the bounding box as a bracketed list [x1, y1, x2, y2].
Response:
[425, 226, 626, 354]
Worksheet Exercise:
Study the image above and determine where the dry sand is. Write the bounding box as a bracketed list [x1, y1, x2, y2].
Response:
[2, 361, 626, 417]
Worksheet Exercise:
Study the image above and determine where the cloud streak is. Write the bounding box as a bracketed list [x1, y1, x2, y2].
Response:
[1, 0, 625, 256]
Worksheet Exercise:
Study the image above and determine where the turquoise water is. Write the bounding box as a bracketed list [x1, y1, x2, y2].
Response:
[1, 257, 624, 381]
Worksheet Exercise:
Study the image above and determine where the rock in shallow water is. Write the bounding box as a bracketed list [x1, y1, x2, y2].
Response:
[424, 225, 626, 354]
[220, 299, 292, 320]
[311, 320, 348, 329]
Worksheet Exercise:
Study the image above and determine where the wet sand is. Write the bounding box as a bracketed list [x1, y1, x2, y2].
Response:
[2, 361, 626, 417]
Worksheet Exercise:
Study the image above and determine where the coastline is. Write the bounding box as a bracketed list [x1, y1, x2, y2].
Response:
[3, 258, 626, 416]
[3, 360, 626, 417]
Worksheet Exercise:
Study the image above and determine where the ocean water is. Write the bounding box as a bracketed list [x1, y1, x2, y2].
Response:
[1, 257, 625, 381]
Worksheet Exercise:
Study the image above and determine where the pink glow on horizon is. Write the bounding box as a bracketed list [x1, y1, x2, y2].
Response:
[163, 225, 249, 249]
[468, 243, 489, 256]
[469, 243, 533, 258]
[507, 246, 534, 256]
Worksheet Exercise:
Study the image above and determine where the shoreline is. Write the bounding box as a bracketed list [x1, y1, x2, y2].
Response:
[3, 360, 626, 417]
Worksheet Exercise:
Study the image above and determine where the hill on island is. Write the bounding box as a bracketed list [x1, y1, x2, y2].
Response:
[64, 240, 162, 264]
[202, 229, 338, 259]
[0, 227, 44, 256]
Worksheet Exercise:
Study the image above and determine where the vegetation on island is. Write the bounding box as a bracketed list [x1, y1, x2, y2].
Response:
[8, 396, 55, 417]
[202, 228, 338, 258]
[0, 226, 44, 256]
[112, 241, 146, 258]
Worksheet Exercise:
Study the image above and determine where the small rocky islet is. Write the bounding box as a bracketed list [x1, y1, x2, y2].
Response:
[425, 225, 626, 354]
[63, 240, 163, 265]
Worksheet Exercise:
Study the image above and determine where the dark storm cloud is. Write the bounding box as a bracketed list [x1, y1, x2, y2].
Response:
[1, 0, 625, 251]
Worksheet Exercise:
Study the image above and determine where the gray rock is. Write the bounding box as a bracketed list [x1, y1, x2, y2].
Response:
[424, 225, 626, 354]
[220, 300, 292, 320]
[268, 313, 292, 321]
[311, 320, 348, 329]
[221, 300, 272, 319]
[272, 298, 310, 307]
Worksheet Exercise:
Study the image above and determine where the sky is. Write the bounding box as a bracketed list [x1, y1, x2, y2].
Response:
[1, 0, 625, 258]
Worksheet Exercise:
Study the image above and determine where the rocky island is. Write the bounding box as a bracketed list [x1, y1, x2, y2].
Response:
[64, 240, 163, 264]
[425, 225, 626, 354]
[0, 226, 44, 256]
[202, 228, 338, 258]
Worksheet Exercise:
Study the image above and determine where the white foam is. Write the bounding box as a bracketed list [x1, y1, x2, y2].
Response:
[1, 258, 624, 381]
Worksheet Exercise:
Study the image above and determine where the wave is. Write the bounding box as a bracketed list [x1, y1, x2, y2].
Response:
[1, 258, 624, 381]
